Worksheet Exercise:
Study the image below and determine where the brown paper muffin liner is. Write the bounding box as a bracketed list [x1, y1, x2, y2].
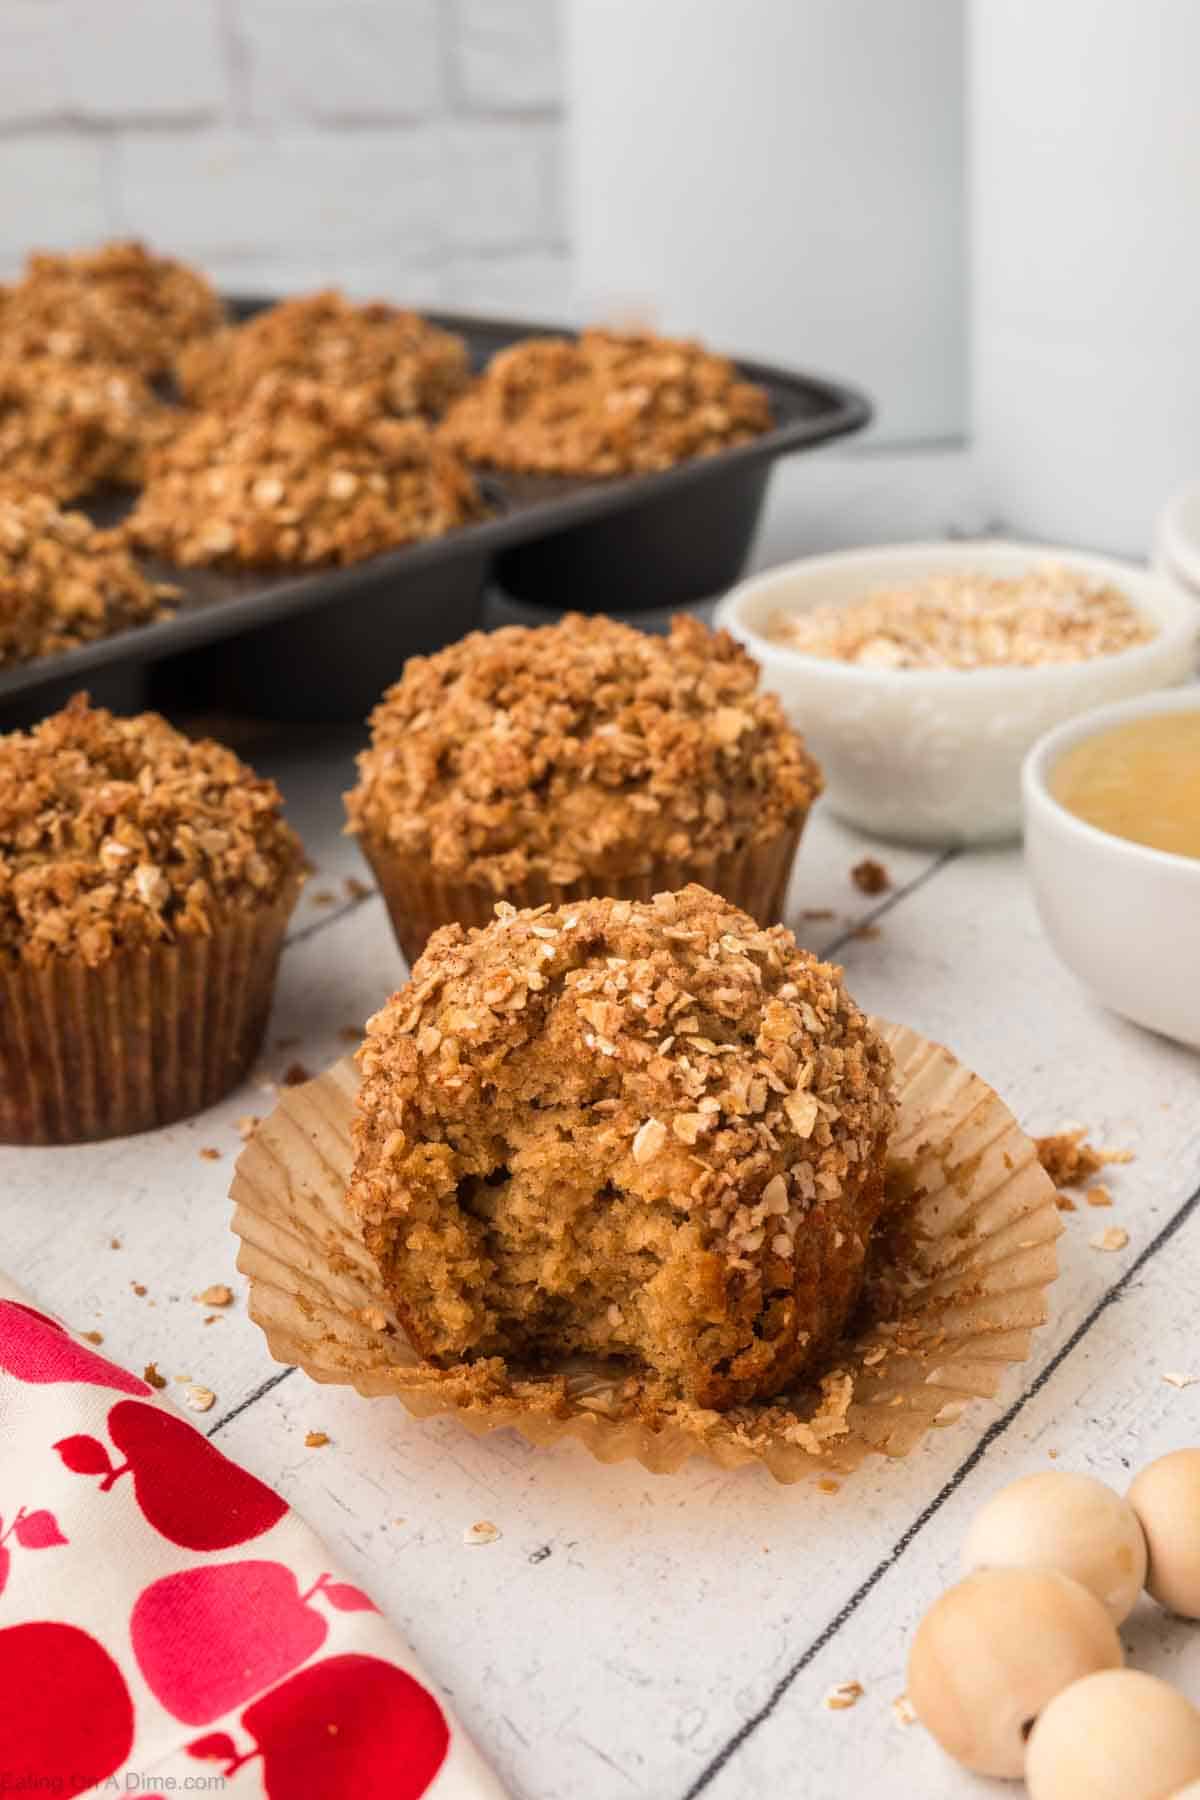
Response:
[230, 1020, 1061, 1485]
[357, 819, 807, 967]
[0, 883, 300, 1145]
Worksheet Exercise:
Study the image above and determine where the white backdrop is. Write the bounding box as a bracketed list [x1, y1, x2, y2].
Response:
[565, 0, 966, 447]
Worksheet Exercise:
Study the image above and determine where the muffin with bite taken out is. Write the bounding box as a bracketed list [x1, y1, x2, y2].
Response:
[348, 884, 894, 1410]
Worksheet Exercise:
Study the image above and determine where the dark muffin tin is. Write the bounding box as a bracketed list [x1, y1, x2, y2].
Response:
[0, 302, 870, 726]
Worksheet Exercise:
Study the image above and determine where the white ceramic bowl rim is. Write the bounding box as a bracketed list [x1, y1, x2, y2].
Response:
[1156, 479, 1200, 595]
[1022, 685, 1200, 878]
[720, 540, 1198, 692]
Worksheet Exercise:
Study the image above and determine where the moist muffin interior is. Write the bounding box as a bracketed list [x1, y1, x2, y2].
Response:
[346, 612, 822, 894]
[350, 885, 895, 1409]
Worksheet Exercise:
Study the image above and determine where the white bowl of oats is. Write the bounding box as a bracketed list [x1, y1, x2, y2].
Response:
[716, 541, 1198, 845]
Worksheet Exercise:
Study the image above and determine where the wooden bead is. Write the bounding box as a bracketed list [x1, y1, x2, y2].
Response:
[1026, 1669, 1200, 1800]
[1129, 1450, 1200, 1619]
[964, 1469, 1148, 1623]
[907, 1567, 1122, 1778]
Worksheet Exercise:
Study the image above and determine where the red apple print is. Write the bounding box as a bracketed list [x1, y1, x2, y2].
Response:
[0, 1508, 68, 1596]
[0, 1621, 134, 1797]
[133, 1562, 329, 1724]
[186, 1655, 449, 1800]
[133, 1563, 379, 1723]
[55, 1400, 287, 1551]
[0, 1299, 148, 1396]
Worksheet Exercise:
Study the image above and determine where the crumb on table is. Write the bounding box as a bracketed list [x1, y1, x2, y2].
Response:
[194, 1283, 233, 1307]
[1035, 1128, 1134, 1189]
[851, 858, 891, 896]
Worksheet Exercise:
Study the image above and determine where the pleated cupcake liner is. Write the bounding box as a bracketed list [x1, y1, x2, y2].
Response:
[0, 883, 300, 1144]
[357, 817, 807, 967]
[230, 1020, 1061, 1487]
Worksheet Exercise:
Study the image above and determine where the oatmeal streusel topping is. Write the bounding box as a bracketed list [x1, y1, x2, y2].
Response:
[347, 613, 821, 888]
[439, 328, 771, 476]
[349, 886, 894, 1406]
[175, 291, 469, 418]
[0, 357, 176, 503]
[0, 695, 303, 966]
[766, 564, 1153, 671]
[125, 374, 482, 569]
[0, 490, 176, 667]
[0, 241, 223, 375]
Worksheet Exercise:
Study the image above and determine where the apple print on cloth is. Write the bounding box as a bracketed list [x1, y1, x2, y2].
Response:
[56, 1399, 288, 1550]
[0, 1274, 509, 1799]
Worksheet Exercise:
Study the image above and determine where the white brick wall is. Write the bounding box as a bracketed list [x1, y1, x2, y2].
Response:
[0, 0, 569, 316]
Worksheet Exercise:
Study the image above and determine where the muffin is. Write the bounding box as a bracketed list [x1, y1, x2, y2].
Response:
[125, 375, 482, 569]
[0, 356, 175, 502]
[0, 489, 176, 668]
[439, 328, 772, 476]
[349, 885, 895, 1410]
[346, 612, 822, 964]
[0, 240, 223, 375]
[174, 291, 469, 419]
[0, 696, 304, 1143]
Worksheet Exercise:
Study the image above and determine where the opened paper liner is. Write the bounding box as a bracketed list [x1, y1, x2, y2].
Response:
[231, 1021, 1061, 1485]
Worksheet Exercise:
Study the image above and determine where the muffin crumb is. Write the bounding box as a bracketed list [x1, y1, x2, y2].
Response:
[851, 857, 891, 896]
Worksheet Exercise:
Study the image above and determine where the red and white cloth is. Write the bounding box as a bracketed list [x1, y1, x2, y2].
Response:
[0, 1275, 508, 1799]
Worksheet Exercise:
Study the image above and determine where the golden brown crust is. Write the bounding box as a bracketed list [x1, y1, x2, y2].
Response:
[439, 328, 772, 475]
[0, 694, 304, 967]
[348, 884, 895, 1409]
[347, 612, 822, 891]
[0, 358, 176, 503]
[174, 291, 470, 418]
[0, 241, 224, 375]
[124, 375, 483, 569]
[0, 490, 176, 667]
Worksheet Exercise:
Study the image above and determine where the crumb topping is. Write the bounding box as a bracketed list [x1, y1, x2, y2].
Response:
[348, 613, 821, 888]
[0, 240, 223, 375]
[175, 290, 469, 417]
[439, 328, 772, 476]
[349, 885, 894, 1406]
[0, 695, 303, 966]
[124, 375, 482, 569]
[0, 358, 175, 502]
[0, 490, 176, 667]
[766, 564, 1154, 670]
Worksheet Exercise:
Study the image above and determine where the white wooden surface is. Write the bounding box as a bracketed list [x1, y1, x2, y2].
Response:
[4, 466, 1198, 1800]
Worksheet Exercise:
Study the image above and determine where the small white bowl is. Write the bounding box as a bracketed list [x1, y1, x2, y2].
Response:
[1155, 479, 1200, 600]
[716, 541, 1198, 845]
[1022, 688, 1200, 1050]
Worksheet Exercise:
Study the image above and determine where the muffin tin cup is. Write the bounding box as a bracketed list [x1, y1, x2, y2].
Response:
[356, 820, 807, 968]
[229, 1021, 1061, 1486]
[0, 881, 300, 1145]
